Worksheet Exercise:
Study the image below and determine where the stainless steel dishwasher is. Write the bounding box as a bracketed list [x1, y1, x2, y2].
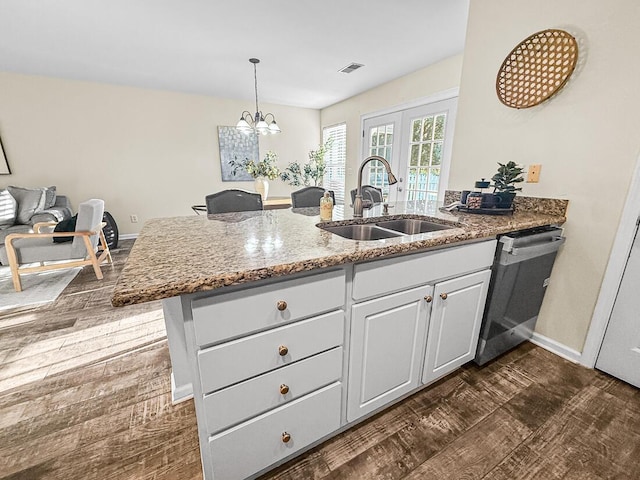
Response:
[474, 226, 565, 365]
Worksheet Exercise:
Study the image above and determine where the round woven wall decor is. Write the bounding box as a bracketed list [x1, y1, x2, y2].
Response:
[496, 29, 578, 109]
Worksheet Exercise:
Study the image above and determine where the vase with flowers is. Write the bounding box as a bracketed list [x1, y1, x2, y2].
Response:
[229, 151, 280, 200]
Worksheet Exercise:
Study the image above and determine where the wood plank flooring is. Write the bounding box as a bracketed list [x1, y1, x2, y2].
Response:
[1, 239, 639, 479]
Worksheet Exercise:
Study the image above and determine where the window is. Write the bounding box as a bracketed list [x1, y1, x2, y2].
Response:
[322, 123, 346, 204]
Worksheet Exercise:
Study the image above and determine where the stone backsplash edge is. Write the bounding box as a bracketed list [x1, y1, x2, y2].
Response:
[444, 190, 568, 217]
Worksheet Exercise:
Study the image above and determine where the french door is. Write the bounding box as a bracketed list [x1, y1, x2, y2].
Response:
[362, 97, 458, 205]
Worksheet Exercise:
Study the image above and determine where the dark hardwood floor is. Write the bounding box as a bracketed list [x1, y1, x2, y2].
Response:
[1, 240, 639, 479]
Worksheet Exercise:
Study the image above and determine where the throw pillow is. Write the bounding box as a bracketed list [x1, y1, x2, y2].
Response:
[7, 186, 46, 224]
[0, 189, 17, 228]
[44, 185, 57, 209]
[53, 214, 77, 243]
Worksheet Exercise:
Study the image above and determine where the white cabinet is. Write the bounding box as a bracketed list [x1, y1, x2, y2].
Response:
[180, 269, 347, 480]
[422, 270, 491, 385]
[347, 240, 495, 423]
[198, 310, 344, 393]
[347, 285, 431, 422]
[166, 240, 497, 479]
[209, 383, 342, 480]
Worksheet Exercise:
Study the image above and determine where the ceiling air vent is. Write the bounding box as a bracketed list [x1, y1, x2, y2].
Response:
[339, 62, 364, 74]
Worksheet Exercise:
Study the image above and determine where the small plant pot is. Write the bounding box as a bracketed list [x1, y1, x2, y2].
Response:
[495, 192, 516, 209]
[481, 193, 499, 209]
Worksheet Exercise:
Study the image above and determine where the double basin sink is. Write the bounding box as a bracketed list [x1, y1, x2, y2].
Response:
[319, 218, 455, 241]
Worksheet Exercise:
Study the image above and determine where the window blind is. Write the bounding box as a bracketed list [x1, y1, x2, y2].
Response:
[322, 123, 346, 205]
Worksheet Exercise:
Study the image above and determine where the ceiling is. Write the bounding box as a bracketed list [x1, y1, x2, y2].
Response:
[0, 0, 470, 110]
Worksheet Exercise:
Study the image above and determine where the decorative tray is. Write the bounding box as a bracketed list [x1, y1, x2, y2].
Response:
[456, 206, 514, 215]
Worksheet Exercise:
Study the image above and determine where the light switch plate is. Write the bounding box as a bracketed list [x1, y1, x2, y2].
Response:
[527, 164, 541, 183]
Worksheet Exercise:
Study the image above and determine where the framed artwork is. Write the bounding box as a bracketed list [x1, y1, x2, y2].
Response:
[0, 133, 10, 175]
[217, 126, 258, 181]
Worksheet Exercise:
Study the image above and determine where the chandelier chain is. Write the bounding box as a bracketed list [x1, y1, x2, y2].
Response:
[253, 61, 260, 119]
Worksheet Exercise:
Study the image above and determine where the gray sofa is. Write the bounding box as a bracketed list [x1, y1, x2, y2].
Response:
[0, 186, 73, 244]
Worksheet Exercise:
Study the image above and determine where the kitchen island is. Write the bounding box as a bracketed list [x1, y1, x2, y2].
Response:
[112, 196, 567, 480]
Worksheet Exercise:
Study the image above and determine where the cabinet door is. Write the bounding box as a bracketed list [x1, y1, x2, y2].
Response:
[347, 286, 431, 422]
[422, 269, 491, 385]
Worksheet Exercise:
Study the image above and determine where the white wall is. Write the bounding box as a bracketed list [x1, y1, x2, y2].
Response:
[0, 72, 320, 234]
[320, 55, 463, 194]
[450, 0, 640, 351]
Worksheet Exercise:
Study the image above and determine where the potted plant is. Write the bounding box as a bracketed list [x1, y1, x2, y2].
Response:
[491, 161, 524, 209]
[229, 151, 280, 200]
[280, 138, 333, 187]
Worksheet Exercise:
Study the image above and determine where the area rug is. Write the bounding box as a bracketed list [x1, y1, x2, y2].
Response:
[0, 266, 81, 312]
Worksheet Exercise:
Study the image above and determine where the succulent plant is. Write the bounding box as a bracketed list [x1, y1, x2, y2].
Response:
[491, 161, 524, 193]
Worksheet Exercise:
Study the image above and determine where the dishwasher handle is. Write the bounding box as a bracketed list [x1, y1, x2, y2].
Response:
[510, 236, 566, 256]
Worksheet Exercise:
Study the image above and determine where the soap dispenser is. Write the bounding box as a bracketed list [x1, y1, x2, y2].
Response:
[320, 191, 334, 221]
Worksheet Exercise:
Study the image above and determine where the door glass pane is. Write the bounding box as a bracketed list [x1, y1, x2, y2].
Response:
[366, 122, 395, 197]
[432, 142, 442, 166]
[420, 143, 431, 166]
[434, 114, 446, 140]
[412, 119, 422, 142]
[422, 117, 434, 141]
[410, 145, 419, 166]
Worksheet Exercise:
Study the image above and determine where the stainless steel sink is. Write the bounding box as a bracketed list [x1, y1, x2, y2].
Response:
[320, 224, 403, 241]
[375, 219, 453, 235]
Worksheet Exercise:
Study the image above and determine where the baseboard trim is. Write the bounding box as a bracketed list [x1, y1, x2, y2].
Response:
[171, 372, 193, 405]
[530, 332, 582, 364]
[119, 233, 138, 240]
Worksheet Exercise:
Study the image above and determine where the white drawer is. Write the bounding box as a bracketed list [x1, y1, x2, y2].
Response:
[192, 269, 345, 346]
[198, 310, 344, 393]
[203, 347, 343, 435]
[209, 382, 342, 480]
[352, 240, 496, 301]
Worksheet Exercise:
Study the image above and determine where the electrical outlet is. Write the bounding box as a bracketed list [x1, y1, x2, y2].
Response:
[130, 214, 138, 223]
[527, 164, 541, 183]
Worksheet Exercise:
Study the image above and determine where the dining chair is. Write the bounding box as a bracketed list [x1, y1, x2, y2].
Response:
[290, 186, 335, 208]
[350, 185, 384, 205]
[205, 189, 263, 214]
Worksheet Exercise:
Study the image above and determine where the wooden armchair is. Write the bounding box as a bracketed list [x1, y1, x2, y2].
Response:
[1, 199, 112, 292]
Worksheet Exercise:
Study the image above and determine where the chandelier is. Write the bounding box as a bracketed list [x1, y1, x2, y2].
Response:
[236, 58, 281, 135]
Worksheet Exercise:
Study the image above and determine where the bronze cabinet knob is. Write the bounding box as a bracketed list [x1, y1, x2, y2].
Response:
[280, 384, 289, 395]
[424, 295, 433, 303]
[278, 345, 289, 356]
[440, 293, 448, 300]
[282, 432, 291, 443]
[277, 300, 287, 311]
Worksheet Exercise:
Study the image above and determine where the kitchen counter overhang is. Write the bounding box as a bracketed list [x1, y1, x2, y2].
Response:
[111, 200, 567, 307]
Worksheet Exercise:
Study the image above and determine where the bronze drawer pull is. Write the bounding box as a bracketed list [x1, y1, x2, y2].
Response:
[278, 345, 289, 356]
[280, 384, 289, 395]
[440, 293, 448, 300]
[424, 295, 433, 303]
[282, 432, 291, 443]
[277, 300, 287, 311]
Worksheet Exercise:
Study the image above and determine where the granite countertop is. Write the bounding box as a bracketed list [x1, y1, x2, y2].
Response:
[111, 196, 567, 307]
